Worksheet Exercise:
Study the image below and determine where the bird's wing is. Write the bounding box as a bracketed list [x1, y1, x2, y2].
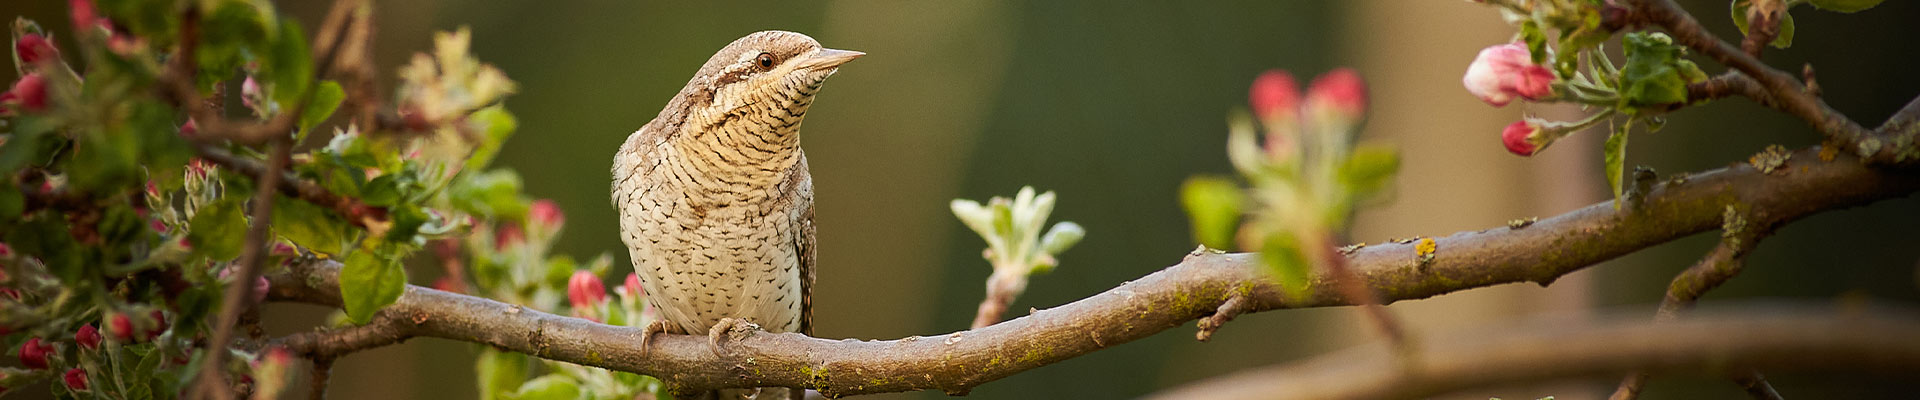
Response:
[792, 155, 817, 336]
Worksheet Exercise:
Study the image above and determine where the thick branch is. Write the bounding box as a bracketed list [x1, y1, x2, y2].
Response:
[260, 147, 1919, 396]
[1148, 306, 1920, 400]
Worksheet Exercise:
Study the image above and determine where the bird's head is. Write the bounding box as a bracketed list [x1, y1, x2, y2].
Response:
[682, 30, 863, 119]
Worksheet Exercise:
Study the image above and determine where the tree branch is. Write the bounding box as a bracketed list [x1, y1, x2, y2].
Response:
[192, 138, 290, 400]
[257, 147, 1918, 396]
[1148, 305, 1920, 400]
[1629, 0, 1920, 164]
[193, 144, 388, 230]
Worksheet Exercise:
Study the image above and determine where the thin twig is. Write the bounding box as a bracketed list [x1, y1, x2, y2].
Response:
[1149, 305, 1920, 400]
[306, 357, 334, 400]
[192, 138, 290, 400]
[194, 144, 388, 229]
[257, 148, 1920, 396]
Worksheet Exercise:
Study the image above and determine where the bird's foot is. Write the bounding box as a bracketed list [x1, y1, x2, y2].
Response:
[706, 317, 761, 357]
[639, 320, 677, 356]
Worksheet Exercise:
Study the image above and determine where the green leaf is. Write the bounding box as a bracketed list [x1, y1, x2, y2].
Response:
[1338, 145, 1400, 201]
[1519, 20, 1548, 65]
[1259, 232, 1312, 302]
[465, 105, 519, 170]
[1038, 221, 1085, 256]
[476, 348, 528, 400]
[189, 197, 251, 261]
[384, 204, 430, 242]
[271, 195, 348, 256]
[1808, 0, 1884, 12]
[264, 20, 312, 114]
[1179, 176, 1243, 250]
[0, 115, 57, 175]
[1619, 32, 1690, 109]
[1604, 121, 1631, 208]
[340, 248, 407, 324]
[0, 184, 23, 224]
[510, 374, 583, 400]
[297, 81, 346, 141]
[7, 214, 82, 280]
[449, 169, 529, 219]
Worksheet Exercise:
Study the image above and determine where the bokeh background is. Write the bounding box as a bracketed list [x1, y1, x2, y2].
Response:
[5, 1, 1919, 398]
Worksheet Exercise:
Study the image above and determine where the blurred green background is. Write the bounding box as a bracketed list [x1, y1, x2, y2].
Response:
[6, 1, 1920, 398]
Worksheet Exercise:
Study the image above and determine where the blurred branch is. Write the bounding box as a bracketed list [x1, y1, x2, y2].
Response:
[1611, 215, 1777, 400]
[259, 147, 1920, 396]
[1149, 305, 1920, 400]
[1629, 0, 1920, 165]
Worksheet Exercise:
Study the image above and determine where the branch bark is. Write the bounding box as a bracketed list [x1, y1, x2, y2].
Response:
[1148, 305, 1920, 400]
[259, 147, 1919, 396]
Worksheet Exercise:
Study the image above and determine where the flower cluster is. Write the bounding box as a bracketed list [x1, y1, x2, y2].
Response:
[1182, 68, 1398, 298]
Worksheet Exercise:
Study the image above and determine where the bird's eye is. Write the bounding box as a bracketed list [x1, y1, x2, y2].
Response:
[755, 53, 775, 70]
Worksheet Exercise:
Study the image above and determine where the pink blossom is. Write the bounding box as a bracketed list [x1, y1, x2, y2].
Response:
[567, 270, 607, 312]
[530, 199, 565, 228]
[1502, 120, 1544, 156]
[63, 368, 88, 392]
[3, 73, 49, 112]
[1248, 69, 1300, 124]
[179, 119, 198, 138]
[19, 337, 53, 369]
[75, 324, 101, 350]
[1463, 43, 1556, 107]
[617, 273, 644, 298]
[15, 34, 60, 65]
[495, 223, 524, 247]
[1305, 68, 1368, 123]
[108, 313, 135, 342]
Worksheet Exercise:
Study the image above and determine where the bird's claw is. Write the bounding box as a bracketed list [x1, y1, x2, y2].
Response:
[706, 317, 761, 357]
[638, 320, 674, 356]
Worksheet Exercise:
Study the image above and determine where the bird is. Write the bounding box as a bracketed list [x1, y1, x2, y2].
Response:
[611, 30, 860, 399]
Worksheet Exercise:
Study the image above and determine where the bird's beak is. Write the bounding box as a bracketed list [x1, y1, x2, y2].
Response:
[797, 48, 865, 71]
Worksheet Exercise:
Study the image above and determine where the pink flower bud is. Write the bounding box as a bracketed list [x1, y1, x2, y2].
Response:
[69, 0, 109, 32]
[241, 76, 262, 110]
[495, 224, 524, 247]
[179, 119, 198, 138]
[1502, 120, 1544, 156]
[1463, 43, 1556, 107]
[15, 34, 60, 65]
[108, 313, 135, 342]
[19, 337, 53, 369]
[4, 73, 49, 112]
[529, 199, 565, 228]
[431, 276, 465, 294]
[146, 310, 169, 340]
[1304, 68, 1368, 123]
[1248, 70, 1300, 124]
[0, 242, 10, 256]
[220, 268, 271, 304]
[62, 368, 87, 392]
[74, 324, 101, 350]
[566, 270, 606, 312]
[617, 273, 643, 298]
[0, 288, 19, 300]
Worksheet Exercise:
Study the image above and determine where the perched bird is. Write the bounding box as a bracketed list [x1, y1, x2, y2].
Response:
[611, 31, 860, 398]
